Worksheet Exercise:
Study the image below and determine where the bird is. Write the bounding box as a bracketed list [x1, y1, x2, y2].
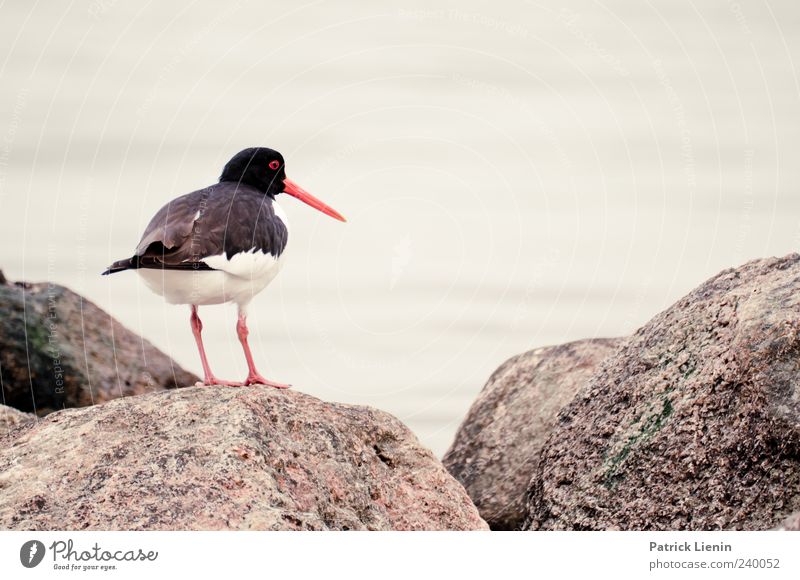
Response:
[103, 147, 345, 388]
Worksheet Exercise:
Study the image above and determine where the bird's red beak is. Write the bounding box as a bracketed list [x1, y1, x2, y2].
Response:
[282, 178, 346, 222]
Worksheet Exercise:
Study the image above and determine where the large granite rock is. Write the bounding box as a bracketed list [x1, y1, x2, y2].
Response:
[526, 255, 800, 530]
[0, 272, 197, 415]
[443, 338, 623, 530]
[0, 386, 487, 531]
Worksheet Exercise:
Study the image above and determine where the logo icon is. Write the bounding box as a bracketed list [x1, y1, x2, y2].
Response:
[20, 540, 46, 568]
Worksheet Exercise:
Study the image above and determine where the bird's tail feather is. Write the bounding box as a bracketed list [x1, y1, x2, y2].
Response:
[101, 257, 137, 276]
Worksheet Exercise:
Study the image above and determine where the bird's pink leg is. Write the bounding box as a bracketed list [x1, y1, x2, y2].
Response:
[190, 305, 242, 387]
[236, 309, 290, 388]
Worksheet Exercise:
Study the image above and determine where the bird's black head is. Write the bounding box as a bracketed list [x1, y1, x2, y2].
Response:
[219, 147, 286, 196]
[218, 146, 347, 221]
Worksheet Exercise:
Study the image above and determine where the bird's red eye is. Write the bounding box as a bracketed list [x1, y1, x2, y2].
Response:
[269, 160, 280, 170]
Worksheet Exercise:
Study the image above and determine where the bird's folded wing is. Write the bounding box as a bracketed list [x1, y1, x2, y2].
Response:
[133, 184, 288, 270]
[134, 190, 209, 267]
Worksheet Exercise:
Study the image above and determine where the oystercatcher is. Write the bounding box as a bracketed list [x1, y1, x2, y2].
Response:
[103, 147, 345, 388]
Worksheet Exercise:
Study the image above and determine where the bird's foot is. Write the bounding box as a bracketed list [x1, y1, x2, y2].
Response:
[243, 374, 291, 389]
[195, 376, 244, 387]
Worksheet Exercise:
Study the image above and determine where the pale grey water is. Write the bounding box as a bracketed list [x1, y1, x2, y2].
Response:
[1, 1, 799, 455]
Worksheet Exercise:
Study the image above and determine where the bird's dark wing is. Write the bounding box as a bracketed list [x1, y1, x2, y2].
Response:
[103, 182, 288, 275]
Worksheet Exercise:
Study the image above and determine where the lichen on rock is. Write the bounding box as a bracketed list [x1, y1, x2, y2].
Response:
[0, 273, 197, 414]
[526, 254, 800, 530]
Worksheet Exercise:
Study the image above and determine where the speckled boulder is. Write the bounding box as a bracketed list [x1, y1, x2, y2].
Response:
[0, 272, 197, 414]
[0, 386, 487, 531]
[526, 254, 800, 530]
[443, 338, 622, 530]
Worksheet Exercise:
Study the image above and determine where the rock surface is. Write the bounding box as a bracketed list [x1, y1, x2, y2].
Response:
[526, 255, 800, 530]
[0, 272, 197, 415]
[443, 338, 623, 530]
[0, 386, 488, 531]
[0, 405, 35, 432]
[776, 511, 800, 531]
